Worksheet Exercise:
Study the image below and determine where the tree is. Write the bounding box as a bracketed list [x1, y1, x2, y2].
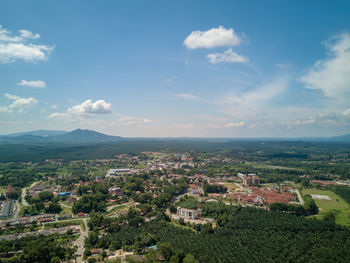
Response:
[183, 253, 199, 263]
[50, 256, 60, 263]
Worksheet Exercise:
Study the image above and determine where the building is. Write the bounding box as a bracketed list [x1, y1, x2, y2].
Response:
[58, 192, 71, 197]
[242, 174, 260, 186]
[0, 200, 14, 219]
[108, 187, 123, 196]
[176, 207, 200, 220]
[107, 168, 131, 177]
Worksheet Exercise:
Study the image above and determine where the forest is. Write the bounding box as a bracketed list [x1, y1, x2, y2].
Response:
[0, 232, 76, 263]
[92, 205, 350, 263]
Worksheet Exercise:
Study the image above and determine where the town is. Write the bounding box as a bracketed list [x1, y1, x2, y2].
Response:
[0, 149, 349, 262]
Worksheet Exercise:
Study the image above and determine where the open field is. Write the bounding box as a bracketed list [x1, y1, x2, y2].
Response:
[107, 204, 128, 215]
[246, 162, 300, 171]
[223, 182, 239, 190]
[302, 188, 350, 226]
[59, 205, 73, 216]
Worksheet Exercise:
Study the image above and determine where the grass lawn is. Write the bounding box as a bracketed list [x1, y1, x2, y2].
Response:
[59, 205, 73, 215]
[302, 187, 350, 226]
[0, 186, 5, 194]
[171, 221, 197, 233]
[224, 183, 239, 190]
[107, 204, 128, 215]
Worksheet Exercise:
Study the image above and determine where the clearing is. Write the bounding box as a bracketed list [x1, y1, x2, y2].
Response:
[302, 187, 350, 226]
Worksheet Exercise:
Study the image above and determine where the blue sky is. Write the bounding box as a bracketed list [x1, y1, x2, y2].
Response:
[1, 0, 350, 137]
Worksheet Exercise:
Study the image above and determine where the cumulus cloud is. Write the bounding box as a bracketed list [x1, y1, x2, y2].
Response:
[67, 99, 112, 115]
[184, 26, 241, 49]
[17, 80, 46, 88]
[0, 25, 53, 63]
[173, 93, 202, 100]
[300, 33, 350, 99]
[207, 48, 248, 64]
[224, 122, 245, 128]
[49, 99, 112, 120]
[19, 29, 40, 39]
[0, 93, 37, 113]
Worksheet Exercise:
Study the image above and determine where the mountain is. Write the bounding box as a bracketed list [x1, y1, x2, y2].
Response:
[0, 129, 121, 144]
[5, 130, 68, 137]
[53, 129, 122, 143]
[325, 133, 350, 142]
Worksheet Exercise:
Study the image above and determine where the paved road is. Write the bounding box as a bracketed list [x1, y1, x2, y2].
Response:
[295, 189, 304, 205]
[72, 218, 88, 263]
[13, 201, 20, 219]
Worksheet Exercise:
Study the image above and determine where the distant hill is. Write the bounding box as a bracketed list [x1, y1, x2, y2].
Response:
[0, 129, 121, 144]
[53, 129, 122, 143]
[5, 130, 68, 137]
[325, 133, 350, 142]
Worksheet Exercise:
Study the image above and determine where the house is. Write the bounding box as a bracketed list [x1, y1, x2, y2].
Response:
[90, 248, 101, 255]
[77, 212, 88, 217]
[37, 217, 54, 223]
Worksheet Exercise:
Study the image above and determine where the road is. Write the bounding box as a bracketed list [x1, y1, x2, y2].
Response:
[21, 182, 37, 207]
[295, 189, 304, 205]
[13, 201, 20, 219]
[72, 218, 88, 263]
[60, 203, 72, 209]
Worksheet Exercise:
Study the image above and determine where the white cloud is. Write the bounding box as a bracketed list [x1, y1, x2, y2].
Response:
[68, 99, 112, 115]
[17, 80, 46, 88]
[343, 108, 350, 116]
[0, 93, 37, 113]
[224, 122, 245, 128]
[220, 77, 288, 110]
[207, 48, 248, 64]
[300, 33, 350, 99]
[0, 106, 10, 113]
[49, 99, 112, 120]
[0, 25, 53, 63]
[173, 93, 202, 100]
[184, 26, 241, 49]
[173, 123, 196, 129]
[114, 116, 152, 127]
[19, 29, 40, 39]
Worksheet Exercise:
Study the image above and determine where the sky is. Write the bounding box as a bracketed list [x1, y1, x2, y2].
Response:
[1, 0, 350, 137]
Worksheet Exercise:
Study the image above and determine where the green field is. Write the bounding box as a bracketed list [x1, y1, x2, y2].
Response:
[302, 188, 350, 226]
[107, 204, 128, 215]
[223, 182, 239, 190]
[59, 205, 73, 216]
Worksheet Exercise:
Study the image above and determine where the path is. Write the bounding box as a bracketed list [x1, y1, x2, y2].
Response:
[295, 189, 304, 205]
[21, 182, 37, 207]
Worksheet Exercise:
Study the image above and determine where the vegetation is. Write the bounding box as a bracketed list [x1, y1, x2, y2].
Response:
[0, 233, 76, 262]
[98, 206, 350, 263]
[302, 187, 350, 226]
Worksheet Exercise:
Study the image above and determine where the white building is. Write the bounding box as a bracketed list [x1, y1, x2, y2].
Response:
[177, 207, 200, 220]
[107, 168, 130, 177]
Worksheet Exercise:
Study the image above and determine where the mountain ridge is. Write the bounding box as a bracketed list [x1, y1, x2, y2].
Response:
[0, 129, 122, 144]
